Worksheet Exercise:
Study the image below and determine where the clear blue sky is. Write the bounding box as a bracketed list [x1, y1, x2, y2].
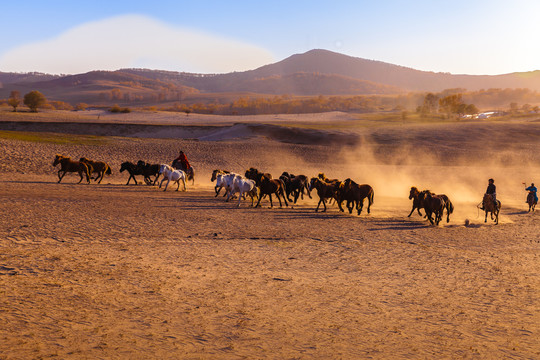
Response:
[2, 0, 539, 75]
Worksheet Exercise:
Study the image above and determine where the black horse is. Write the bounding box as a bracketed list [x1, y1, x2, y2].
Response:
[120, 161, 149, 185]
[137, 160, 161, 185]
[279, 172, 312, 204]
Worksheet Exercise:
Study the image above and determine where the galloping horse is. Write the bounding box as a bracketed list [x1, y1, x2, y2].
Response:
[527, 192, 537, 212]
[211, 169, 231, 196]
[408, 187, 427, 217]
[337, 178, 374, 215]
[309, 177, 338, 212]
[53, 155, 91, 184]
[120, 161, 143, 185]
[254, 175, 288, 208]
[80, 157, 112, 184]
[420, 191, 446, 225]
[482, 193, 501, 225]
[159, 164, 187, 191]
[137, 160, 161, 185]
[409, 187, 454, 223]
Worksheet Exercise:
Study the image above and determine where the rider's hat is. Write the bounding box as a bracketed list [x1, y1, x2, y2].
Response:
[488, 178, 494, 182]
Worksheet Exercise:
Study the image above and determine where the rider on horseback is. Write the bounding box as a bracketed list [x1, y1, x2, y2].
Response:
[172, 150, 191, 171]
[525, 182, 538, 203]
[480, 178, 497, 210]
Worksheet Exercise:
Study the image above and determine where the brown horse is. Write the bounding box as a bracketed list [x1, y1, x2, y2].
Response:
[245, 167, 272, 186]
[409, 187, 454, 223]
[53, 155, 91, 184]
[254, 175, 288, 208]
[337, 178, 374, 215]
[309, 177, 338, 212]
[420, 191, 446, 225]
[279, 172, 312, 204]
[408, 186, 427, 217]
[482, 194, 501, 224]
[80, 157, 112, 184]
[527, 192, 537, 212]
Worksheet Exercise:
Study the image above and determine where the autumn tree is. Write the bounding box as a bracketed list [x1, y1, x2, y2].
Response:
[23, 90, 47, 112]
[8, 90, 21, 112]
[420, 92, 439, 115]
[439, 94, 463, 118]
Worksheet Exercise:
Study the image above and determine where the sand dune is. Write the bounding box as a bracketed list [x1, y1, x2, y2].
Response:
[1, 113, 540, 358]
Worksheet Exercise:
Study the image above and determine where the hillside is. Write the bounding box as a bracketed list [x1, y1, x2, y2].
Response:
[2, 49, 540, 106]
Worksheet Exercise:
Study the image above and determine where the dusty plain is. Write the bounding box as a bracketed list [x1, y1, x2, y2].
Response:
[1, 110, 539, 359]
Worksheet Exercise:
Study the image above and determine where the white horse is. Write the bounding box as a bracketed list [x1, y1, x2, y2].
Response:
[228, 176, 259, 207]
[159, 164, 187, 192]
[219, 173, 240, 199]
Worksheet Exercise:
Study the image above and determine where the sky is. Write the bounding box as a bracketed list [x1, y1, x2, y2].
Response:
[1, 0, 540, 76]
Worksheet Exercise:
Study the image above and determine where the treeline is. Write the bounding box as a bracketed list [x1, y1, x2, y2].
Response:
[159, 95, 413, 115]
[157, 88, 540, 116]
[3, 87, 540, 116]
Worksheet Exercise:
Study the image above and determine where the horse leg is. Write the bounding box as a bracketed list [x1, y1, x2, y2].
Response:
[255, 193, 263, 208]
[276, 192, 283, 208]
[484, 211, 488, 223]
[407, 206, 416, 217]
[57, 170, 66, 183]
[175, 180, 180, 191]
[316, 199, 322, 212]
[163, 179, 170, 191]
[281, 189, 288, 207]
[77, 170, 84, 184]
[237, 190, 243, 207]
[268, 194, 274, 208]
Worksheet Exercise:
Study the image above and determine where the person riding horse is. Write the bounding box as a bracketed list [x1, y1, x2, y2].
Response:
[525, 182, 538, 204]
[172, 150, 191, 172]
[480, 178, 497, 211]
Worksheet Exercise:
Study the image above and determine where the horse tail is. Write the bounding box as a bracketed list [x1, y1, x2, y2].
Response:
[369, 188, 374, 205]
[447, 200, 454, 214]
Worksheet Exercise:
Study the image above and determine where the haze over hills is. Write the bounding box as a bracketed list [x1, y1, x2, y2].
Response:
[2, 49, 540, 105]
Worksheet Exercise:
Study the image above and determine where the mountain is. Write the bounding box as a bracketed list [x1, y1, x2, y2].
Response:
[3, 49, 540, 105]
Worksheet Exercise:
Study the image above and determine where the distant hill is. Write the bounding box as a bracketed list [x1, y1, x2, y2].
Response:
[2, 49, 540, 106]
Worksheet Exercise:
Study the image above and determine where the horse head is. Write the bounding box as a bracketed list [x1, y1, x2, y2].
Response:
[53, 154, 66, 166]
[409, 187, 419, 200]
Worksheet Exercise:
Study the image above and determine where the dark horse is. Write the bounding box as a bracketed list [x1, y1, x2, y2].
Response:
[420, 191, 446, 225]
[408, 187, 426, 217]
[80, 157, 112, 184]
[482, 193, 501, 224]
[245, 167, 272, 186]
[120, 161, 144, 185]
[172, 161, 195, 185]
[137, 160, 161, 185]
[53, 155, 91, 184]
[409, 187, 454, 223]
[309, 177, 338, 212]
[279, 172, 311, 204]
[254, 175, 288, 208]
[527, 192, 537, 212]
[337, 178, 374, 215]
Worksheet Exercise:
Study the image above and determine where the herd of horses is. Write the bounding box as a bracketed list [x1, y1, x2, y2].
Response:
[52, 154, 512, 225]
[212, 168, 375, 216]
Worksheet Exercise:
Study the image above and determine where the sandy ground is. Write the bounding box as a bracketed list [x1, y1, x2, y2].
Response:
[1, 114, 540, 359]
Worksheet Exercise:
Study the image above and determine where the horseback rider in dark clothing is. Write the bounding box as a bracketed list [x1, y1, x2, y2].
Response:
[481, 178, 497, 210]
